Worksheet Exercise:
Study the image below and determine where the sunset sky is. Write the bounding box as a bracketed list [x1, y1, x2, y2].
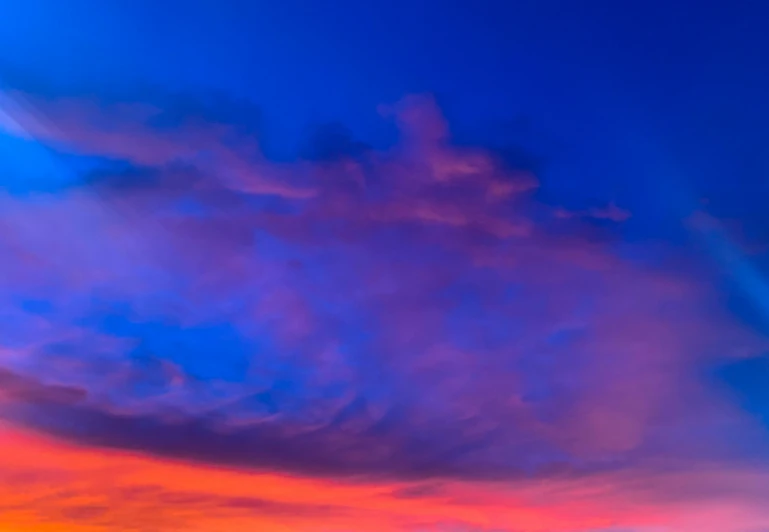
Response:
[1, 1, 769, 531]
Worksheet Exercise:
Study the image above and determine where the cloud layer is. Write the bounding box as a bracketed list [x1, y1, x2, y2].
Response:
[1, 88, 768, 531]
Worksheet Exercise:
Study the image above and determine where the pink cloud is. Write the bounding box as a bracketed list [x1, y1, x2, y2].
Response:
[1, 424, 769, 531]
[554, 201, 631, 222]
[0, 89, 767, 532]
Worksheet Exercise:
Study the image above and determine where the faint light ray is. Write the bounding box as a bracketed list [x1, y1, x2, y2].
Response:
[689, 210, 769, 329]
[0, 87, 81, 190]
[0, 87, 46, 140]
[636, 129, 769, 333]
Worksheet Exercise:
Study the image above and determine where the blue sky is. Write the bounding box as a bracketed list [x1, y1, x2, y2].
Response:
[1, 1, 769, 530]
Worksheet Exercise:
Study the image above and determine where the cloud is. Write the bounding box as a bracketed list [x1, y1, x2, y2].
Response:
[554, 201, 631, 222]
[1, 86, 768, 530]
[0, 367, 87, 406]
[2, 424, 769, 532]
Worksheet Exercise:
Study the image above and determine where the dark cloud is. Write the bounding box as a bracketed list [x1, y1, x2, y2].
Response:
[0, 367, 87, 406]
[300, 121, 372, 162]
[14, 394, 554, 482]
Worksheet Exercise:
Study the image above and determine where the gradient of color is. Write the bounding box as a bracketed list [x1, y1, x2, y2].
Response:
[1, 1, 769, 531]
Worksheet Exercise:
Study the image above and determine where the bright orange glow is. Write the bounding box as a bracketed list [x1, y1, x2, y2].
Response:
[2, 423, 768, 531]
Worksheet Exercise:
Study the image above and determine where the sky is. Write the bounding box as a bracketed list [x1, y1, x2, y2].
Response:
[1, 1, 769, 531]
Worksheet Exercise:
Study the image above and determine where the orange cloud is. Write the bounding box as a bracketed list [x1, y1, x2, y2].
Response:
[3, 423, 769, 531]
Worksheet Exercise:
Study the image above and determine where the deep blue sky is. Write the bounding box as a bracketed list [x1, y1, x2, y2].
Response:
[3, 0, 769, 321]
[2, 0, 767, 215]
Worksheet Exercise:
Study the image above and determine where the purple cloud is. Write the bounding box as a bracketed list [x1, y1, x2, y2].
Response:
[0, 87, 767, 493]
